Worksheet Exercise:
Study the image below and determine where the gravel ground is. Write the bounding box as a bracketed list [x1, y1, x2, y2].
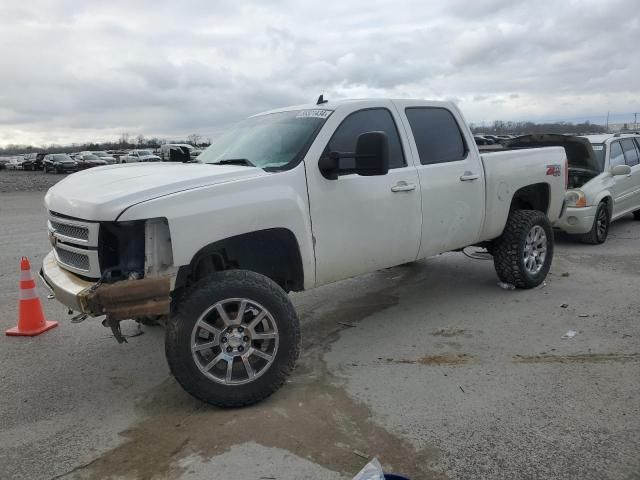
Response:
[0, 169, 67, 193]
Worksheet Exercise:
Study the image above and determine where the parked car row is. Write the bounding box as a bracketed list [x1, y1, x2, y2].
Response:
[474, 134, 516, 145]
[6, 145, 204, 171]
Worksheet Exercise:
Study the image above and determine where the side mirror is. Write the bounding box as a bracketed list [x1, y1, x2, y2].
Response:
[354, 131, 389, 176]
[318, 131, 390, 180]
[611, 164, 631, 176]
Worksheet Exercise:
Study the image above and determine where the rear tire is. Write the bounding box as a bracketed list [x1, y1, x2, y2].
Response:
[166, 270, 300, 408]
[633, 210, 640, 220]
[579, 202, 609, 244]
[492, 210, 553, 289]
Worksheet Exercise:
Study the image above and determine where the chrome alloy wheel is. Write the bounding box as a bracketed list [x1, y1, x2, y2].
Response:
[523, 225, 547, 275]
[190, 298, 279, 385]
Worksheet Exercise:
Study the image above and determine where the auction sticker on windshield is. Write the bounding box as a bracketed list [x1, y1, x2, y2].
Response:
[592, 145, 603, 150]
[296, 109, 333, 119]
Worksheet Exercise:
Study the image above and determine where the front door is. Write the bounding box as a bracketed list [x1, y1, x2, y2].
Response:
[609, 140, 637, 217]
[305, 104, 422, 286]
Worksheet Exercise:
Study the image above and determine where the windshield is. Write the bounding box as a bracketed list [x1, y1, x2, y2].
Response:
[591, 143, 605, 170]
[137, 150, 152, 156]
[84, 154, 99, 160]
[52, 154, 72, 161]
[198, 109, 331, 169]
[93, 151, 109, 157]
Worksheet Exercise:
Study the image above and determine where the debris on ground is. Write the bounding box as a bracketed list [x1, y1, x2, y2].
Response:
[497, 282, 515, 290]
[338, 322, 357, 328]
[352, 449, 369, 459]
[561, 330, 578, 339]
[578, 314, 590, 318]
[560, 303, 569, 308]
[561, 272, 570, 277]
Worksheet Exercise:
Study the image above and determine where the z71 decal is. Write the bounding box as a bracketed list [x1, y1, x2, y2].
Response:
[546, 164, 561, 177]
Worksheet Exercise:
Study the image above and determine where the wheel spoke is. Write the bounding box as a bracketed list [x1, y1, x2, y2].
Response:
[242, 355, 255, 379]
[247, 310, 267, 330]
[192, 340, 218, 352]
[225, 358, 234, 383]
[215, 303, 231, 326]
[196, 320, 220, 337]
[251, 348, 273, 361]
[203, 352, 225, 371]
[235, 299, 248, 324]
[252, 332, 277, 341]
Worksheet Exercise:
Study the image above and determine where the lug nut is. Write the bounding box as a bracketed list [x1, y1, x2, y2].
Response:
[227, 327, 233, 334]
[221, 336, 227, 343]
[238, 346, 244, 352]
[243, 336, 249, 342]
[237, 326, 244, 333]
[226, 346, 233, 353]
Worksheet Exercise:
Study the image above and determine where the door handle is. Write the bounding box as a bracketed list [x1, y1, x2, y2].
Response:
[391, 182, 417, 192]
[460, 171, 480, 182]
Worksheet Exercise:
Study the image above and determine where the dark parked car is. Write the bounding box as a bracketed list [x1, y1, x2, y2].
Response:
[22, 152, 47, 170]
[474, 135, 494, 145]
[44, 154, 78, 174]
[75, 154, 108, 170]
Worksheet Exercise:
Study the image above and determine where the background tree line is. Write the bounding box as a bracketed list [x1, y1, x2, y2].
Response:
[471, 120, 606, 135]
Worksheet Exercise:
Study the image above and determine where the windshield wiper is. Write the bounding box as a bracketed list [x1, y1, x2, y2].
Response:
[211, 158, 255, 167]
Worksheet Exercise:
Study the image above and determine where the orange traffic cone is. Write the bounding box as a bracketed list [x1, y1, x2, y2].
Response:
[6, 257, 58, 336]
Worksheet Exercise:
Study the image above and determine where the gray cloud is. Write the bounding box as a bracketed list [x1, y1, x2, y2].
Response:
[0, 0, 639, 145]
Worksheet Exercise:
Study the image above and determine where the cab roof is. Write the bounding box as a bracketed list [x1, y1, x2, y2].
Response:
[253, 98, 455, 117]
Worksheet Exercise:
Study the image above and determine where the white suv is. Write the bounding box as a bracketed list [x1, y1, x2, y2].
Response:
[558, 133, 640, 243]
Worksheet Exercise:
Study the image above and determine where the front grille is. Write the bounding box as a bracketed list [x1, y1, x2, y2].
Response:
[50, 221, 89, 241]
[55, 248, 90, 272]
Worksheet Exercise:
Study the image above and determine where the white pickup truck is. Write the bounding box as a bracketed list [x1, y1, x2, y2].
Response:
[42, 98, 567, 407]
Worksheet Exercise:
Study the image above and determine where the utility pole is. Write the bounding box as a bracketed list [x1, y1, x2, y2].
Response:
[634, 112, 638, 130]
[606, 111, 610, 133]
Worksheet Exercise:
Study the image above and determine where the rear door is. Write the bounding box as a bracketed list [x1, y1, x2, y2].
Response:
[395, 102, 485, 257]
[306, 103, 422, 285]
[621, 138, 640, 214]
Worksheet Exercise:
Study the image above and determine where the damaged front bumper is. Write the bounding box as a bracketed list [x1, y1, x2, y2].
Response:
[40, 251, 171, 320]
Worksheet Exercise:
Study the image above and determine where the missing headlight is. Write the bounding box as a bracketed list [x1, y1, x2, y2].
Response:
[98, 220, 146, 282]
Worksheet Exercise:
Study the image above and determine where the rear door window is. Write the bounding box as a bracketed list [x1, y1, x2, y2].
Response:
[404, 107, 467, 165]
[609, 142, 625, 167]
[621, 139, 640, 166]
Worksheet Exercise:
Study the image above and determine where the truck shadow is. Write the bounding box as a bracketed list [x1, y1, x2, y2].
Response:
[68, 262, 454, 480]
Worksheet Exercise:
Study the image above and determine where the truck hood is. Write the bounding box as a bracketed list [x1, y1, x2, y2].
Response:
[45, 163, 266, 221]
[504, 134, 601, 172]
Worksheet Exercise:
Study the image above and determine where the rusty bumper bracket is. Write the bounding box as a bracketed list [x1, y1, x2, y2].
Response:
[85, 277, 171, 343]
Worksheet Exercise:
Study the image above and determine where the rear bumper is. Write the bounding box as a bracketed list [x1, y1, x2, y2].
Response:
[555, 205, 597, 234]
[40, 251, 171, 319]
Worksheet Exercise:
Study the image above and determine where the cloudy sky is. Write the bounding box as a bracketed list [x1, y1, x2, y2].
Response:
[1, 0, 639, 146]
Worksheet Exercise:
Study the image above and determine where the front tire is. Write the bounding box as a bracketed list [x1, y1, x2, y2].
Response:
[579, 202, 609, 244]
[633, 209, 640, 220]
[492, 210, 553, 289]
[166, 270, 300, 407]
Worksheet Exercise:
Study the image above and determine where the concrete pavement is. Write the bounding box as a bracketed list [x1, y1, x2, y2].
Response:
[0, 189, 638, 479]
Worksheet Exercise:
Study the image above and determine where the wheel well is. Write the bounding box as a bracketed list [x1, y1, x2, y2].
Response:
[175, 228, 304, 293]
[510, 183, 550, 214]
[599, 196, 613, 216]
